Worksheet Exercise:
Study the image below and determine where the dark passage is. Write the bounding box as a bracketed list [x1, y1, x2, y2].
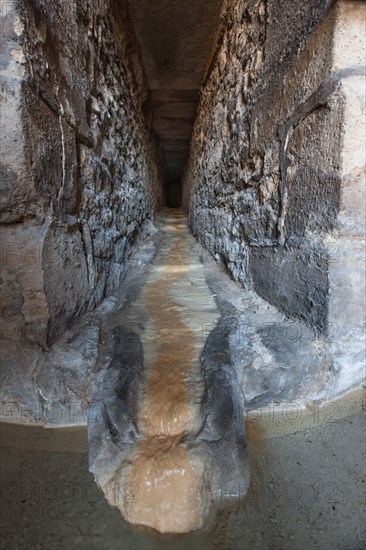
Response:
[128, 0, 223, 205]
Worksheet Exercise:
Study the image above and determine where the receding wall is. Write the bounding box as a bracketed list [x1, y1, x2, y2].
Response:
[183, 0, 365, 394]
[0, 0, 162, 347]
[183, 0, 365, 338]
[0, 0, 364, 414]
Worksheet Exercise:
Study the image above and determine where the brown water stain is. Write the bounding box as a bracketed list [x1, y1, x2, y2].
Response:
[126, 211, 204, 533]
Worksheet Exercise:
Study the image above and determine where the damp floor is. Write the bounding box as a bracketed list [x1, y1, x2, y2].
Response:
[1, 400, 365, 550]
[1, 210, 365, 549]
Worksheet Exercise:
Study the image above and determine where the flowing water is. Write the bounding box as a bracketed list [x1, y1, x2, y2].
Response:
[1, 209, 364, 547]
[89, 209, 222, 533]
[125, 212, 210, 532]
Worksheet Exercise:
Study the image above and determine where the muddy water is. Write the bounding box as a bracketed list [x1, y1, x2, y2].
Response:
[125, 211, 210, 533]
[1, 391, 364, 549]
[142, 218, 194, 436]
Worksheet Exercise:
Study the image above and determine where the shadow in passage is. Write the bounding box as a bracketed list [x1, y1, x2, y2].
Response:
[166, 181, 182, 208]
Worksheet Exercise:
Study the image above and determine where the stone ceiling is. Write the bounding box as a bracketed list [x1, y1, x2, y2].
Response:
[127, 0, 223, 204]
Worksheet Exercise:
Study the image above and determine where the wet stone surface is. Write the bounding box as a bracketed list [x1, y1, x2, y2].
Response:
[87, 209, 343, 534]
[88, 210, 249, 533]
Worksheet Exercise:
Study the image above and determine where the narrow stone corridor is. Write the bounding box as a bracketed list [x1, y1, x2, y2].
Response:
[1, 0, 365, 547]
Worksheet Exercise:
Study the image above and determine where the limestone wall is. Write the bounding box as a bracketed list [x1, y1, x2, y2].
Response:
[0, 0, 162, 346]
[183, 0, 366, 395]
[183, 0, 364, 343]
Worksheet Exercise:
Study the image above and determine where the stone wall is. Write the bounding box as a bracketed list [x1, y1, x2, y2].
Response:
[183, 0, 364, 336]
[0, 0, 162, 347]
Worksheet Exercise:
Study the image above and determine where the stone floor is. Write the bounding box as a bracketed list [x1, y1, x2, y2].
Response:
[0, 396, 365, 549]
[88, 209, 248, 533]
[1, 210, 365, 545]
[1, 210, 355, 424]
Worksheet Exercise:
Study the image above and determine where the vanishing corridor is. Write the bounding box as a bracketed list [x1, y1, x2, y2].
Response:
[1, 0, 365, 547]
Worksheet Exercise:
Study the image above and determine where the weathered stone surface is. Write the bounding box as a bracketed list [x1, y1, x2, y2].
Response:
[88, 211, 249, 533]
[0, 0, 164, 425]
[0, 0, 162, 354]
[327, 1, 366, 395]
[183, 0, 365, 393]
[0, 1, 364, 539]
[183, 0, 337, 316]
